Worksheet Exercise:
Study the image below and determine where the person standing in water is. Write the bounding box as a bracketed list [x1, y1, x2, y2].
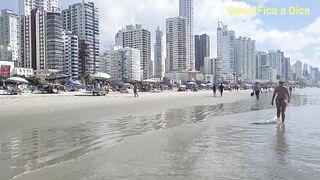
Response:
[271, 80, 290, 123]
[212, 84, 217, 97]
[219, 83, 224, 97]
[253, 82, 262, 101]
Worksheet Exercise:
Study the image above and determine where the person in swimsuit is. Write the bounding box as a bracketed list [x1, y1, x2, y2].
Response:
[271, 80, 290, 123]
[253, 82, 262, 101]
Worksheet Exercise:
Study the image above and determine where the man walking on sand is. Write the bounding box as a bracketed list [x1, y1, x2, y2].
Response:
[133, 83, 139, 98]
[219, 83, 224, 97]
[213, 84, 217, 97]
[271, 80, 291, 123]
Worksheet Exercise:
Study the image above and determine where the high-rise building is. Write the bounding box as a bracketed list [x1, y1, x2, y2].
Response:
[62, 30, 78, 78]
[99, 50, 110, 74]
[109, 46, 141, 82]
[19, 0, 59, 16]
[217, 21, 235, 82]
[179, 0, 194, 70]
[303, 63, 309, 77]
[267, 50, 283, 77]
[62, 2, 100, 75]
[235, 37, 256, 82]
[261, 65, 277, 82]
[281, 57, 291, 80]
[194, 34, 210, 72]
[0, 9, 19, 63]
[115, 24, 151, 79]
[165, 16, 187, 72]
[46, 11, 63, 70]
[294, 60, 303, 80]
[256, 51, 267, 79]
[20, 0, 62, 70]
[154, 27, 164, 79]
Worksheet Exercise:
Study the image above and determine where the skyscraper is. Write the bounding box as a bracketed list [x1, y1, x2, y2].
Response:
[217, 21, 235, 82]
[179, 0, 194, 70]
[19, 0, 59, 16]
[62, 2, 100, 75]
[154, 27, 164, 79]
[256, 51, 267, 79]
[115, 24, 151, 79]
[294, 60, 303, 80]
[166, 16, 187, 72]
[0, 9, 19, 63]
[62, 30, 79, 78]
[194, 34, 210, 72]
[235, 37, 255, 82]
[109, 46, 141, 82]
[281, 57, 290, 80]
[20, 0, 62, 70]
[46, 11, 63, 70]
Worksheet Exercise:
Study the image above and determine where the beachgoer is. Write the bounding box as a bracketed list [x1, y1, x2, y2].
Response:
[253, 82, 262, 101]
[213, 84, 217, 97]
[289, 86, 293, 97]
[133, 83, 139, 98]
[219, 83, 224, 97]
[271, 80, 291, 123]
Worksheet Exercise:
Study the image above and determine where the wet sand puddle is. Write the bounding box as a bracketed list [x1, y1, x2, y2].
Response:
[0, 89, 319, 179]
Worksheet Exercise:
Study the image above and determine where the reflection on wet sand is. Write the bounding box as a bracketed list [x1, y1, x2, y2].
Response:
[0, 90, 317, 179]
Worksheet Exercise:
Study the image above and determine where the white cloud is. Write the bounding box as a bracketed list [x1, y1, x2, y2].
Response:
[61, 0, 320, 67]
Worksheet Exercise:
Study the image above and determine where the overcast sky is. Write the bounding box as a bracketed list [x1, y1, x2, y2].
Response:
[1, 0, 320, 67]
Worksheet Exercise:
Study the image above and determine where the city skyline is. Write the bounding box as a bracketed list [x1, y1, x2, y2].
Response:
[0, 0, 319, 68]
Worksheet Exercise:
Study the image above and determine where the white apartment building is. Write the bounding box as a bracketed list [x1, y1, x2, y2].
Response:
[154, 27, 165, 79]
[0, 9, 19, 63]
[62, 30, 79, 78]
[217, 21, 235, 82]
[165, 16, 187, 73]
[294, 60, 303, 80]
[267, 50, 283, 77]
[99, 50, 110, 74]
[115, 24, 151, 79]
[179, 0, 194, 70]
[109, 47, 141, 82]
[261, 65, 277, 82]
[62, 2, 100, 75]
[19, 0, 59, 16]
[235, 37, 256, 82]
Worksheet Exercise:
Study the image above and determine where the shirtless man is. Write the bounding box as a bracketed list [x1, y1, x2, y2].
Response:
[271, 80, 291, 123]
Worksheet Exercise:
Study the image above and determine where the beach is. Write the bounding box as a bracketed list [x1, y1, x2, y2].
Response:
[1, 88, 320, 180]
[0, 90, 250, 135]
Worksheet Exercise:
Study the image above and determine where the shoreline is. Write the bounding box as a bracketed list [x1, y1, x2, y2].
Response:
[0, 90, 252, 135]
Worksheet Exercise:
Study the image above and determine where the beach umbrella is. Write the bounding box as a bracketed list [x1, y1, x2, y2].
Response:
[6, 77, 29, 84]
[143, 79, 156, 83]
[186, 82, 197, 85]
[46, 74, 69, 81]
[73, 80, 82, 85]
[92, 72, 111, 79]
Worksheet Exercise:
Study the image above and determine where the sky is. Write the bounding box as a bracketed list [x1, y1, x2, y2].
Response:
[0, 0, 319, 68]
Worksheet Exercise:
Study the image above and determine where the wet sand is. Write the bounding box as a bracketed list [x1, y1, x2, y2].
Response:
[0, 90, 250, 136]
[2, 88, 320, 180]
[11, 100, 320, 180]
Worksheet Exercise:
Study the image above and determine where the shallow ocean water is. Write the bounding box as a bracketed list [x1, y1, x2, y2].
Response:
[1, 88, 320, 180]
